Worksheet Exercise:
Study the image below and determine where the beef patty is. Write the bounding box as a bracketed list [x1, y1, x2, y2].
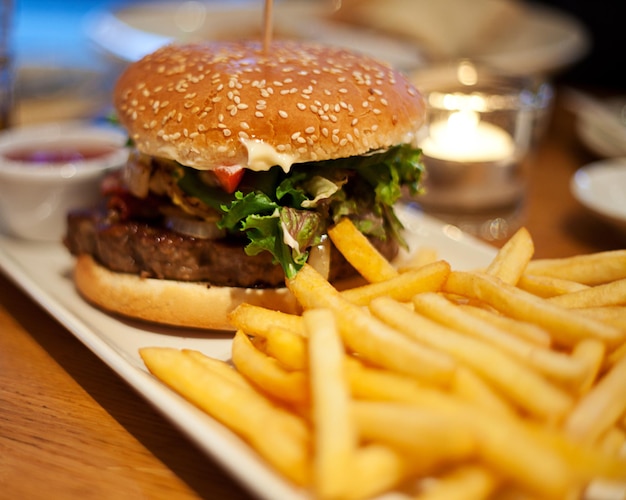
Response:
[64, 209, 399, 288]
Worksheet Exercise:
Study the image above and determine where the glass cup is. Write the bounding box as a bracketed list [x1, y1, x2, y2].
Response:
[409, 60, 541, 241]
[0, 0, 14, 130]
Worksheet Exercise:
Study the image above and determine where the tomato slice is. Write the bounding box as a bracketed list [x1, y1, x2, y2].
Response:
[213, 165, 245, 193]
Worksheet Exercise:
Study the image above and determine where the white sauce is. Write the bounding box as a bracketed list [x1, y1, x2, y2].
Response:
[241, 138, 297, 173]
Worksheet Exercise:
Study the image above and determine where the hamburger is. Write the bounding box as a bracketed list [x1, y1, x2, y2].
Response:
[64, 40, 426, 330]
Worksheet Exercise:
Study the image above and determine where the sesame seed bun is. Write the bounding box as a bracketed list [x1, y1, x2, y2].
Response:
[114, 40, 426, 170]
[66, 40, 426, 332]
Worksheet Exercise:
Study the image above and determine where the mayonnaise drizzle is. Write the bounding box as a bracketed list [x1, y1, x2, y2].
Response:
[241, 138, 296, 173]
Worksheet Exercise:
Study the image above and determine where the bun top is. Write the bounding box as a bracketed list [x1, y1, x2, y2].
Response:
[114, 40, 425, 171]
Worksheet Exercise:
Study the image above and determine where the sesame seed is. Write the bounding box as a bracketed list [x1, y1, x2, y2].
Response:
[278, 110, 288, 118]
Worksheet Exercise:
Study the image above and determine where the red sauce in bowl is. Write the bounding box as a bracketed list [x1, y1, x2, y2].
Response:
[3, 144, 118, 164]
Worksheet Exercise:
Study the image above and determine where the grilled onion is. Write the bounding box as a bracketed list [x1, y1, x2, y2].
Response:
[165, 214, 226, 240]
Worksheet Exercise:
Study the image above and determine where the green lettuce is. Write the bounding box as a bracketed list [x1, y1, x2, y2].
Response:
[176, 144, 423, 279]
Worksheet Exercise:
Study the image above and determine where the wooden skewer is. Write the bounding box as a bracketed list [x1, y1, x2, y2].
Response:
[263, 0, 273, 54]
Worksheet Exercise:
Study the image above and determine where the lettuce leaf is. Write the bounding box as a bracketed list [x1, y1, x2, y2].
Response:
[178, 144, 423, 279]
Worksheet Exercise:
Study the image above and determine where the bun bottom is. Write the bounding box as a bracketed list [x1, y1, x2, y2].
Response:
[73, 254, 301, 331]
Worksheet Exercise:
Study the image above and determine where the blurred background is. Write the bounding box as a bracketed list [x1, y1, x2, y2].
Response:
[5, 0, 626, 127]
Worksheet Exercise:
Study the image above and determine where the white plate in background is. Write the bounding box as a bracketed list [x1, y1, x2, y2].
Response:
[571, 158, 626, 233]
[85, 1, 587, 76]
[83, 1, 425, 70]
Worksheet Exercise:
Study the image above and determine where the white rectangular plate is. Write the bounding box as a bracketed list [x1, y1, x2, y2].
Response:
[0, 205, 496, 499]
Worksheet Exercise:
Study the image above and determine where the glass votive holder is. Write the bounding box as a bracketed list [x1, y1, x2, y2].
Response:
[409, 60, 540, 241]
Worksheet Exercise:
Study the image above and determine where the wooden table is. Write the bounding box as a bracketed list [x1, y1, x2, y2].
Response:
[1, 89, 624, 500]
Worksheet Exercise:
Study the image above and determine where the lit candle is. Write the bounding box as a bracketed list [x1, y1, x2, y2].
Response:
[420, 110, 515, 163]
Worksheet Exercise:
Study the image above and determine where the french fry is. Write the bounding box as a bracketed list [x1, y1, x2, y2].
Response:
[459, 304, 552, 347]
[563, 354, 626, 446]
[416, 464, 500, 500]
[351, 357, 626, 487]
[345, 444, 412, 500]
[485, 226, 534, 285]
[346, 358, 576, 498]
[575, 306, 626, 332]
[182, 349, 256, 392]
[547, 278, 626, 309]
[139, 347, 311, 485]
[443, 271, 625, 348]
[518, 273, 590, 298]
[370, 296, 573, 421]
[597, 426, 626, 457]
[352, 401, 476, 464]
[231, 330, 309, 405]
[340, 259, 450, 306]
[328, 217, 399, 283]
[304, 309, 355, 499]
[140, 225, 626, 500]
[452, 366, 517, 418]
[524, 250, 626, 285]
[412, 292, 586, 384]
[606, 340, 626, 371]
[287, 264, 456, 385]
[228, 303, 305, 338]
[263, 327, 308, 371]
[570, 339, 605, 395]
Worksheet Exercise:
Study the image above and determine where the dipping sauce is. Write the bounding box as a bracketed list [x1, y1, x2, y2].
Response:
[3, 143, 118, 164]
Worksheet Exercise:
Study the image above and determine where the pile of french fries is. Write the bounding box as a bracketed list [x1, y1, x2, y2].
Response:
[140, 219, 626, 500]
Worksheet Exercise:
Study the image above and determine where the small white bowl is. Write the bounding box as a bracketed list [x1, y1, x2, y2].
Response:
[0, 121, 129, 242]
[570, 158, 626, 233]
